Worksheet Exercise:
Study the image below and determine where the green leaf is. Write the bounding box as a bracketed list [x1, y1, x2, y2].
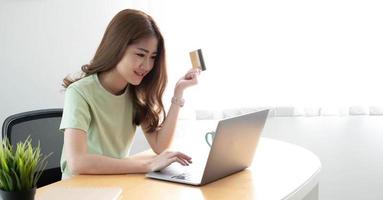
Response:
[1, 170, 13, 191]
[0, 136, 51, 191]
[10, 168, 21, 191]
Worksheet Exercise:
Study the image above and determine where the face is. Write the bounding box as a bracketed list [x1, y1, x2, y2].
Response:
[115, 36, 158, 85]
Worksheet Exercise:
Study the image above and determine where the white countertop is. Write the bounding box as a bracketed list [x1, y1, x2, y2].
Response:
[168, 120, 321, 200]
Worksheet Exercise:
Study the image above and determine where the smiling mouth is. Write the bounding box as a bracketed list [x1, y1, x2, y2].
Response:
[134, 71, 145, 77]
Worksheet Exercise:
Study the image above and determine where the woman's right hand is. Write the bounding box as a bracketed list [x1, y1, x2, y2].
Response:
[147, 151, 192, 172]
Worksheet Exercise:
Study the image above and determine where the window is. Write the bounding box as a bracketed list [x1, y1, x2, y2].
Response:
[143, 0, 383, 113]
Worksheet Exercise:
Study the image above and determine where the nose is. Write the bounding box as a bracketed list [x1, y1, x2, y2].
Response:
[140, 57, 153, 70]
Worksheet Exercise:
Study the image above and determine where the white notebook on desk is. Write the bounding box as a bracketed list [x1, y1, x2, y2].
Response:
[38, 187, 122, 200]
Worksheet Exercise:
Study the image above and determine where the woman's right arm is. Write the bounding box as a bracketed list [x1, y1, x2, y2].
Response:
[64, 128, 191, 175]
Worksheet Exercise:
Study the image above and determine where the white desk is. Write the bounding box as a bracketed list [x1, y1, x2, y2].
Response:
[251, 138, 321, 200]
[37, 137, 321, 200]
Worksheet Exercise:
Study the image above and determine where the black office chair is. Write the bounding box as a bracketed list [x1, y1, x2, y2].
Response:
[2, 109, 63, 188]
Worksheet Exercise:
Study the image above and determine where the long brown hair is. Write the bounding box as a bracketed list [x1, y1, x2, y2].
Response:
[62, 9, 167, 133]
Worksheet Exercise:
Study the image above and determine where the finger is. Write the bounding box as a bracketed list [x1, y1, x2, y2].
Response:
[192, 73, 199, 81]
[170, 157, 188, 166]
[185, 74, 199, 82]
[176, 154, 193, 164]
[181, 153, 193, 161]
[185, 69, 200, 79]
[192, 68, 201, 74]
[169, 151, 192, 160]
[181, 157, 192, 164]
[177, 157, 189, 166]
[187, 68, 199, 74]
[167, 152, 192, 165]
[185, 73, 193, 80]
[190, 69, 201, 76]
[189, 76, 199, 85]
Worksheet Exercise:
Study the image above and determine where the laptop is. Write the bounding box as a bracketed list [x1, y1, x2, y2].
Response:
[146, 109, 269, 186]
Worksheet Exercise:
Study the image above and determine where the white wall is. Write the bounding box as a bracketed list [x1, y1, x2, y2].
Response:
[147, 0, 383, 109]
[0, 0, 139, 128]
[262, 116, 383, 200]
[2, 0, 383, 131]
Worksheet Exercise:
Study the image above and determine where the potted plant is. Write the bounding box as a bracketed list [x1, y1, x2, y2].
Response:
[0, 137, 49, 200]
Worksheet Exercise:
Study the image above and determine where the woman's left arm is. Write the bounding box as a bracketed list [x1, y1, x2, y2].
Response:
[144, 69, 201, 154]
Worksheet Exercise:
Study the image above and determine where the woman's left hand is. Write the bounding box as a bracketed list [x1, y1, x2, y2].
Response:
[174, 68, 201, 96]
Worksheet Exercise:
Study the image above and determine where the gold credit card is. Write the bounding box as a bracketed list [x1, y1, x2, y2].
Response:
[189, 49, 206, 71]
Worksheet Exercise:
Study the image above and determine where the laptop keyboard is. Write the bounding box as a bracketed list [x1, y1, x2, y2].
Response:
[171, 172, 192, 181]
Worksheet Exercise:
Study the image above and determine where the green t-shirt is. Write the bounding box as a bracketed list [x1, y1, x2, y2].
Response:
[60, 74, 136, 178]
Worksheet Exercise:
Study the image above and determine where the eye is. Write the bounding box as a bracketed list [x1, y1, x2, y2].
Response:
[151, 56, 156, 60]
[136, 53, 145, 58]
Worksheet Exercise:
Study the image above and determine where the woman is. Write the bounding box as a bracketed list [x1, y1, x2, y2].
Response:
[60, 9, 199, 178]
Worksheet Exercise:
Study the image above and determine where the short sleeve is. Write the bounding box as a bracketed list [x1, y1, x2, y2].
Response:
[60, 86, 91, 133]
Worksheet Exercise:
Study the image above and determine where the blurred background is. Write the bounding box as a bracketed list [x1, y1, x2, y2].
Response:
[1, 0, 382, 122]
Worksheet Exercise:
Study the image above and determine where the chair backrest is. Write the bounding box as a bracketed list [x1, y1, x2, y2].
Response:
[1, 108, 63, 188]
